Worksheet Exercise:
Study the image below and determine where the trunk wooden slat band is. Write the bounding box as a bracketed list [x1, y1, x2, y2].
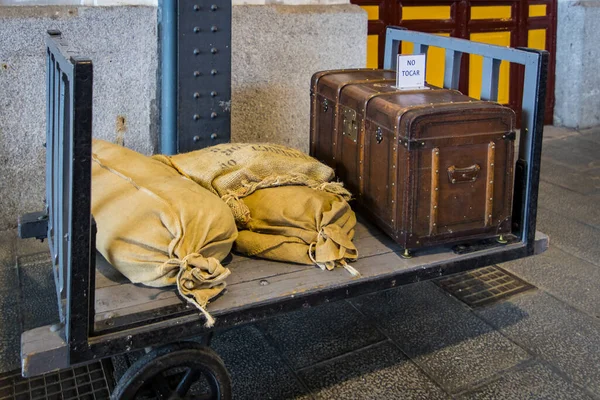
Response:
[485, 141, 496, 227]
[429, 147, 440, 235]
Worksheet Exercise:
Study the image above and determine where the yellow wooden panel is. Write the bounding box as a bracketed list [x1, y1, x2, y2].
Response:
[469, 32, 511, 104]
[401, 33, 450, 87]
[402, 6, 451, 20]
[361, 5, 379, 20]
[529, 4, 547, 17]
[367, 35, 379, 69]
[528, 29, 546, 50]
[471, 6, 512, 20]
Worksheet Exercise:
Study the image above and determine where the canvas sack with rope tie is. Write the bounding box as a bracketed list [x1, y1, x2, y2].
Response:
[152, 143, 352, 226]
[233, 186, 360, 276]
[91, 139, 237, 327]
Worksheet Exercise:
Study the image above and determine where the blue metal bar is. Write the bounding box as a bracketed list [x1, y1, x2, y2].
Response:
[413, 43, 429, 55]
[443, 49, 462, 90]
[480, 57, 501, 101]
[384, 27, 540, 66]
[160, 0, 177, 155]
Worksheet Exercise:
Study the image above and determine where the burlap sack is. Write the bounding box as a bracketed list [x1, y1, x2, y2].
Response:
[153, 143, 351, 225]
[233, 186, 359, 276]
[91, 139, 237, 326]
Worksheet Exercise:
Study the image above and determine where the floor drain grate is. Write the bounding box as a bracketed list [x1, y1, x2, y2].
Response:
[0, 360, 114, 400]
[435, 265, 535, 308]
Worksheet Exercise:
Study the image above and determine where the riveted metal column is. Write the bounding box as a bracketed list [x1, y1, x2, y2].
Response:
[177, 0, 232, 152]
[159, 0, 178, 155]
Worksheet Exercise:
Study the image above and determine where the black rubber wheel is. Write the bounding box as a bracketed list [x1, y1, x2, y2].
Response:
[111, 341, 232, 400]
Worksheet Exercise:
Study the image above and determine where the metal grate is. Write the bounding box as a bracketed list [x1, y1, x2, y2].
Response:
[0, 361, 114, 400]
[435, 265, 535, 308]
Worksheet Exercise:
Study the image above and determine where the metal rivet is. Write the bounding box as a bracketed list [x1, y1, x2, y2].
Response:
[416, 241, 420, 244]
[193, 4, 200, 10]
[193, 27, 201, 33]
[434, 205, 437, 209]
[211, 112, 217, 119]
[211, 48, 218, 54]
[210, 4, 218, 10]
[391, 182, 395, 186]
[435, 187, 439, 191]
[436, 152, 439, 155]
[435, 169, 439, 173]
[210, 133, 218, 140]
[421, 142, 425, 145]
[490, 180, 493, 184]
[472, 177, 476, 181]
[193, 92, 200, 98]
[193, 114, 200, 120]
[488, 214, 492, 218]
[391, 219, 394, 222]
[193, 48, 200, 55]
[490, 197, 493, 201]
[193, 135, 200, 142]
[333, 142, 336, 146]
[393, 165, 396, 168]
[433, 223, 436, 226]
[211, 69, 218, 75]
[210, 91, 218, 97]
[392, 200, 395, 203]
[491, 163, 494, 166]
[211, 25, 218, 32]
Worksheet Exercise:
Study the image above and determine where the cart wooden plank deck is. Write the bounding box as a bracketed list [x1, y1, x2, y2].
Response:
[91, 217, 547, 336]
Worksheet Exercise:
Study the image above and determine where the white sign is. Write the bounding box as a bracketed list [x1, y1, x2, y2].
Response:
[396, 54, 426, 90]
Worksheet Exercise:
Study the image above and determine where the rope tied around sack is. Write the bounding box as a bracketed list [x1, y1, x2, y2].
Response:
[308, 226, 360, 277]
[164, 253, 231, 328]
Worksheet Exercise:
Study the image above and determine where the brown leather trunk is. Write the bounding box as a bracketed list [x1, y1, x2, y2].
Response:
[310, 69, 516, 253]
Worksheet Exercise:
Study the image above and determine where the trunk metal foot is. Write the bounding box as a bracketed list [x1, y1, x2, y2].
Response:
[497, 234, 508, 244]
[401, 249, 412, 259]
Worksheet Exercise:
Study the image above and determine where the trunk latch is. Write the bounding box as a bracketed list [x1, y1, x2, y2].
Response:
[342, 106, 358, 143]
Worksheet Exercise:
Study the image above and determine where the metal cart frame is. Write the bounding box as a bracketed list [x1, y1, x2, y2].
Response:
[17, 26, 549, 398]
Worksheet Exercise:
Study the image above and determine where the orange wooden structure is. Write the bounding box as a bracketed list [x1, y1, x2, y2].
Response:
[353, 0, 557, 123]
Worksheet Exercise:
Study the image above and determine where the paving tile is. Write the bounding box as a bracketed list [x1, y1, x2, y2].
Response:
[211, 325, 309, 400]
[542, 126, 580, 142]
[536, 207, 600, 267]
[578, 126, 600, 145]
[0, 296, 21, 374]
[15, 236, 51, 258]
[501, 246, 600, 319]
[476, 291, 600, 397]
[350, 282, 530, 393]
[537, 181, 600, 228]
[298, 341, 449, 400]
[458, 361, 593, 400]
[541, 135, 600, 172]
[18, 252, 55, 296]
[20, 291, 59, 331]
[257, 300, 386, 370]
[539, 158, 600, 196]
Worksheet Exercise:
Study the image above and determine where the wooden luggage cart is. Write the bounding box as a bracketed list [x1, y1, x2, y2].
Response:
[17, 27, 549, 399]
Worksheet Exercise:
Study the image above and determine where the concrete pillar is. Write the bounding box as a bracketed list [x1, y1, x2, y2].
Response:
[554, 0, 600, 128]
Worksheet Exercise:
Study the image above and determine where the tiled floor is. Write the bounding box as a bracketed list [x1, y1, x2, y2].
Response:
[0, 125, 599, 399]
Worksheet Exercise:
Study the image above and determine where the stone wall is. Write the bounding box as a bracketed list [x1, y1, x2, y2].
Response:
[553, 0, 600, 129]
[0, 4, 367, 229]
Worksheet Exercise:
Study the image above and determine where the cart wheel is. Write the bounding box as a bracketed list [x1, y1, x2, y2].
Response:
[111, 341, 231, 400]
